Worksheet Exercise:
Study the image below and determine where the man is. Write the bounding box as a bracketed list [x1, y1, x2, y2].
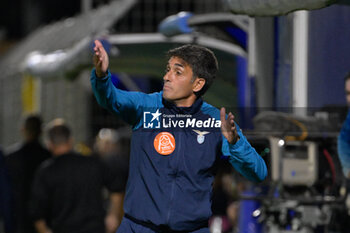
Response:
[30, 119, 120, 233]
[338, 73, 350, 178]
[91, 40, 267, 233]
[5, 115, 51, 233]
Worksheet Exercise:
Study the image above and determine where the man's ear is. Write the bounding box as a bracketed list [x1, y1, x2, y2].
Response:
[192, 78, 206, 92]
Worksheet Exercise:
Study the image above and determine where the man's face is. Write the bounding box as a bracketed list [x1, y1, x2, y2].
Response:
[346, 79, 350, 106]
[162, 56, 196, 105]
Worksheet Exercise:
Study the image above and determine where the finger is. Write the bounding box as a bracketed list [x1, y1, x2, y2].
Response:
[227, 112, 232, 120]
[94, 39, 103, 49]
[94, 45, 98, 52]
[95, 40, 106, 55]
[227, 113, 232, 123]
[220, 107, 226, 122]
[228, 112, 236, 122]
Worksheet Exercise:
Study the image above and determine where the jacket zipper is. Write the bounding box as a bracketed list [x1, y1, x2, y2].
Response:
[166, 131, 181, 225]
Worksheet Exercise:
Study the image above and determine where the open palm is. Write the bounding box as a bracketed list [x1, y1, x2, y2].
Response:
[93, 40, 109, 78]
[220, 107, 239, 144]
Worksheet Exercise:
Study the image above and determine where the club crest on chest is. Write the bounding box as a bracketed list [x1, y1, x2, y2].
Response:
[192, 130, 210, 144]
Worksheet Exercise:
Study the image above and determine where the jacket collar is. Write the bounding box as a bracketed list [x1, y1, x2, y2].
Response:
[162, 96, 203, 115]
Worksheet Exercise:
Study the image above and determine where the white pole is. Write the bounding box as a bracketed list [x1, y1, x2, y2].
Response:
[248, 18, 256, 79]
[247, 17, 256, 108]
[292, 11, 309, 116]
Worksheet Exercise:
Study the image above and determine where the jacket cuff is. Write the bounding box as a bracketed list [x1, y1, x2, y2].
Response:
[91, 68, 111, 81]
[222, 135, 244, 154]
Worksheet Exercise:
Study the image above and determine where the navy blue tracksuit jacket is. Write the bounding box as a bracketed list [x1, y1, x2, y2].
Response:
[91, 69, 267, 231]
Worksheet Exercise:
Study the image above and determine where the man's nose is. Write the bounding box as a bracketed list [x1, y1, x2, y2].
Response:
[163, 72, 170, 81]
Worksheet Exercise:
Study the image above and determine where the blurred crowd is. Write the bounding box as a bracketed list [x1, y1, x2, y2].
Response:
[0, 115, 130, 233]
[0, 114, 243, 233]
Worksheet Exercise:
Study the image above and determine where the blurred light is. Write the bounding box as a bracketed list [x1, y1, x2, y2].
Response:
[210, 217, 223, 233]
[26, 50, 66, 69]
[158, 12, 193, 37]
[252, 208, 261, 217]
[26, 52, 43, 67]
[278, 139, 285, 147]
[98, 128, 119, 143]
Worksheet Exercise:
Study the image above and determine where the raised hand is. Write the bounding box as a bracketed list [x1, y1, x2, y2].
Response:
[220, 107, 239, 144]
[93, 40, 109, 78]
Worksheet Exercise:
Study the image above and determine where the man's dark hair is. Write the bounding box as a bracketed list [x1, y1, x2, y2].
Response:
[46, 119, 71, 145]
[167, 44, 218, 97]
[24, 115, 42, 140]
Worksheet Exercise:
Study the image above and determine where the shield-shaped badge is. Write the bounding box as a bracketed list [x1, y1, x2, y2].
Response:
[193, 130, 210, 144]
[197, 135, 205, 144]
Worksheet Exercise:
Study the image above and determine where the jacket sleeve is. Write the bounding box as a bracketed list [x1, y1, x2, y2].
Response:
[222, 123, 267, 182]
[90, 68, 149, 127]
[338, 110, 350, 177]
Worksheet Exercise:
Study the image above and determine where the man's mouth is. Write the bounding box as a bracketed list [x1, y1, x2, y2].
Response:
[163, 85, 171, 91]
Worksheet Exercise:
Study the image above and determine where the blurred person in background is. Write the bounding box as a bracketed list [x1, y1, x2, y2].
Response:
[94, 128, 130, 230]
[210, 160, 243, 233]
[336, 72, 350, 233]
[30, 119, 121, 233]
[338, 72, 350, 179]
[0, 147, 15, 233]
[5, 114, 51, 233]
